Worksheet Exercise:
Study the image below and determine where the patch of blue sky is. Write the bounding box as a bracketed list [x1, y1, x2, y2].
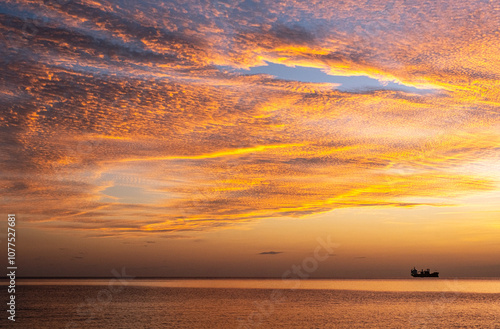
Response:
[223, 62, 434, 94]
[102, 184, 166, 205]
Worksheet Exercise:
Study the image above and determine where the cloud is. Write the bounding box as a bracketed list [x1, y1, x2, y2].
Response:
[0, 0, 499, 237]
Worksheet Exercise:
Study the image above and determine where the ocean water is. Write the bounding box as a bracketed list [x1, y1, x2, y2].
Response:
[11, 279, 500, 328]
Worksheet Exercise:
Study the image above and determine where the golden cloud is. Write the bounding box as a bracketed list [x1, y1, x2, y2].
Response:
[1, 0, 499, 236]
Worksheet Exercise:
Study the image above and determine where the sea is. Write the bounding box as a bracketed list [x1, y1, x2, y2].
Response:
[8, 278, 500, 328]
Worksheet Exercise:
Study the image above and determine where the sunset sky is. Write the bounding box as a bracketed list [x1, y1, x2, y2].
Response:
[1, 0, 499, 278]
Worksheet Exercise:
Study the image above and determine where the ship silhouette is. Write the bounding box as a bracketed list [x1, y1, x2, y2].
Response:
[411, 267, 439, 277]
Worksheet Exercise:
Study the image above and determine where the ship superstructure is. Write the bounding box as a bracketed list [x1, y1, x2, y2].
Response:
[411, 267, 439, 277]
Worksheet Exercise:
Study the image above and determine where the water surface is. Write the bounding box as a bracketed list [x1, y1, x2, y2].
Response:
[12, 279, 500, 328]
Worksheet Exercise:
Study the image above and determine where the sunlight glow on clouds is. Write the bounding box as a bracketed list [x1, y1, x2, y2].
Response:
[1, 0, 499, 237]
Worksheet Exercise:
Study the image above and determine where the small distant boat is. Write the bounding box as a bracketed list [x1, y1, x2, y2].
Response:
[411, 267, 439, 277]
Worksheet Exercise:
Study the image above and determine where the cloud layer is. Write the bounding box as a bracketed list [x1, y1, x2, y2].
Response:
[1, 0, 499, 236]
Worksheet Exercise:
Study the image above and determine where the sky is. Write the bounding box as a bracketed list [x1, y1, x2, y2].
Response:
[1, 0, 499, 278]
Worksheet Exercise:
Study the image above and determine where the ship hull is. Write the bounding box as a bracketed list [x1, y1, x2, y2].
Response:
[411, 273, 439, 277]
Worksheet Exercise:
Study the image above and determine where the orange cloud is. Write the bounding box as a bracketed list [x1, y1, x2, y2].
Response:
[1, 0, 499, 236]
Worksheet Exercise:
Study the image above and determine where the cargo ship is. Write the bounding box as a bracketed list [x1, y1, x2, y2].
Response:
[411, 267, 439, 277]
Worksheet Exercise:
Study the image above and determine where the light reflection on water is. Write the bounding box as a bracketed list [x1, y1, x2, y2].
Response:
[19, 278, 500, 293]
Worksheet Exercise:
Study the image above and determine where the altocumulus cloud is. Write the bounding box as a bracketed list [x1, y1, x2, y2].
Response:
[0, 0, 499, 237]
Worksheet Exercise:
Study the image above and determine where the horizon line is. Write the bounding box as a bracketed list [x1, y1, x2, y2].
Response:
[3, 276, 499, 280]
